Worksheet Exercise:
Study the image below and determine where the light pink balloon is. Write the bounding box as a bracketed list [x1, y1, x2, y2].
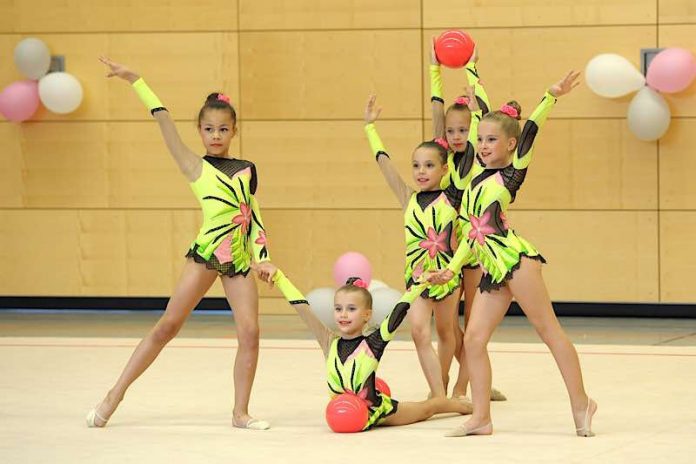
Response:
[0, 80, 40, 122]
[333, 252, 372, 288]
[646, 47, 696, 93]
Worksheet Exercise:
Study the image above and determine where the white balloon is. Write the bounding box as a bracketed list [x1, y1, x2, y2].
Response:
[38, 72, 83, 114]
[14, 38, 51, 80]
[627, 87, 671, 141]
[585, 53, 645, 98]
[306, 287, 337, 329]
[367, 279, 388, 291]
[369, 287, 403, 326]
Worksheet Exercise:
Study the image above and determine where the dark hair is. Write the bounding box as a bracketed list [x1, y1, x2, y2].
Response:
[336, 277, 373, 309]
[415, 139, 448, 164]
[482, 100, 522, 141]
[197, 93, 237, 126]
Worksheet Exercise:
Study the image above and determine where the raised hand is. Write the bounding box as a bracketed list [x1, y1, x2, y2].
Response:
[365, 95, 382, 124]
[98, 56, 139, 84]
[463, 85, 479, 112]
[549, 70, 581, 98]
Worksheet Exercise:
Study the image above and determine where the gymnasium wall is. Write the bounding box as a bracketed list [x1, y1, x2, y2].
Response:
[1, 0, 695, 312]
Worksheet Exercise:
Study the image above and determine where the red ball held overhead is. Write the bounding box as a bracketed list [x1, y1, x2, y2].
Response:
[435, 30, 475, 68]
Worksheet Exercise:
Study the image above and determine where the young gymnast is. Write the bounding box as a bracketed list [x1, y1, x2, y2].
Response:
[363, 88, 478, 399]
[429, 71, 597, 437]
[252, 262, 472, 430]
[429, 41, 505, 402]
[86, 57, 272, 430]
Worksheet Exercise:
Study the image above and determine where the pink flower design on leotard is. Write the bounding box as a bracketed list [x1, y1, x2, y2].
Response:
[213, 236, 234, 264]
[255, 230, 267, 246]
[468, 211, 495, 245]
[419, 227, 448, 259]
[232, 202, 252, 235]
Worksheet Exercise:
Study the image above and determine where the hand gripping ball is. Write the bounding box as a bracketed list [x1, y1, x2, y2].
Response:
[435, 30, 475, 68]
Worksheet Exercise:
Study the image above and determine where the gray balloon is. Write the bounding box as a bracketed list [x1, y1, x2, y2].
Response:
[14, 38, 51, 80]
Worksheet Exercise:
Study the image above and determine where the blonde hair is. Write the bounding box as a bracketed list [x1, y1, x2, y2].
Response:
[336, 277, 373, 308]
[482, 100, 522, 143]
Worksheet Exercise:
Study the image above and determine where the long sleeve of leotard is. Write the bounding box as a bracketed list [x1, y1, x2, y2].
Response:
[430, 64, 446, 139]
[130, 78, 202, 181]
[374, 283, 428, 344]
[444, 108, 483, 200]
[249, 194, 271, 263]
[364, 123, 414, 209]
[445, 235, 475, 276]
[513, 91, 557, 171]
[464, 61, 491, 116]
[273, 269, 333, 357]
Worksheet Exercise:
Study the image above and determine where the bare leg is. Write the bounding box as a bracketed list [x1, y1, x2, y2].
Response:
[451, 267, 481, 397]
[380, 397, 473, 426]
[220, 272, 268, 430]
[409, 297, 446, 398]
[507, 258, 595, 435]
[88, 260, 217, 426]
[446, 285, 511, 437]
[433, 291, 460, 394]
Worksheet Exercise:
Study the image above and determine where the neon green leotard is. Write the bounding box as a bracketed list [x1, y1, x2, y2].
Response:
[272, 269, 427, 430]
[446, 92, 557, 291]
[186, 156, 270, 276]
[364, 122, 480, 300]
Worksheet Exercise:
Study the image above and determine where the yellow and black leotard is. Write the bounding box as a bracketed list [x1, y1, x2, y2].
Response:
[185, 156, 270, 276]
[447, 92, 557, 292]
[272, 269, 427, 430]
[364, 114, 480, 300]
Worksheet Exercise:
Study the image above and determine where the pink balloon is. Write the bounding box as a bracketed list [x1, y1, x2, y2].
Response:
[333, 252, 372, 288]
[0, 80, 40, 122]
[646, 47, 696, 94]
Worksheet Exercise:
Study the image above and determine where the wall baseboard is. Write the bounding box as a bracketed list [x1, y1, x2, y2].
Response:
[0, 297, 694, 318]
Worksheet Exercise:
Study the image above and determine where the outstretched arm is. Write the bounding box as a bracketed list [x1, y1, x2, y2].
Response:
[376, 282, 429, 343]
[514, 71, 579, 170]
[364, 95, 414, 209]
[430, 37, 446, 139]
[99, 56, 202, 182]
[258, 265, 333, 357]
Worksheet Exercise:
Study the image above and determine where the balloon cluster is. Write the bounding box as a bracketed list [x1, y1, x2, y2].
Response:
[305, 252, 404, 329]
[0, 38, 83, 122]
[585, 48, 696, 141]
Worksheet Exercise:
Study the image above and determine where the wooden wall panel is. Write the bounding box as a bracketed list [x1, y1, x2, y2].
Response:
[239, 30, 421, 120]
[0, 210, 82, 295]
[659, 119, 696, 210]
[0, 123, 24, 207]
[423, 0, 656, 28]
[239, 0, 420, 30]
[658, 0, 696, 24]
[244, 120, 422, 209]
[0, 1, 239, 33]
[660, 212, 696, 303]
[106, 33, 240, 121]
[422, 27, 655, 119]
[508, 211, 659, 302]
[20, 122, 109, 208]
